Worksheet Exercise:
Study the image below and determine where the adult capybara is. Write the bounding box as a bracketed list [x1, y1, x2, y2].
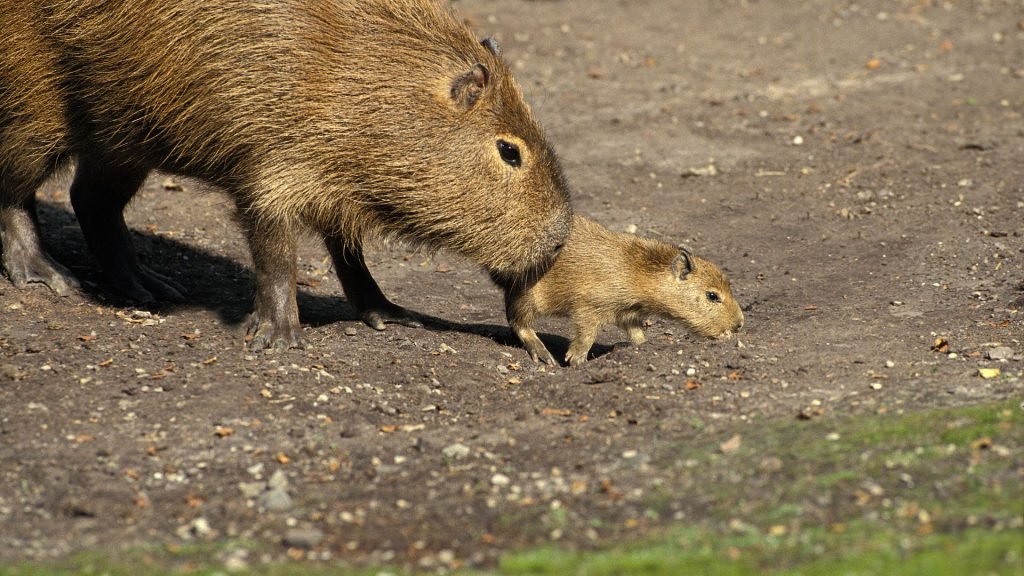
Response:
[0, 0, 573, 348]
[505, 215, 743, 366]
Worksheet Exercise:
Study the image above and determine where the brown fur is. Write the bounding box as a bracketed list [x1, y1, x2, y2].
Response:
[0, 0, 572, 347]
[505, 215, 744, 366]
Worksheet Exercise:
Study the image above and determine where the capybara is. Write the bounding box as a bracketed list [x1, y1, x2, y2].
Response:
[0, 0, 572, 348]
[505, 215, 743, 366]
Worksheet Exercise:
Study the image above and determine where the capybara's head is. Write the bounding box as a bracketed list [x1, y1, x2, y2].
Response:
[299, 3, 572, 280]
[659, 249, 744, 338]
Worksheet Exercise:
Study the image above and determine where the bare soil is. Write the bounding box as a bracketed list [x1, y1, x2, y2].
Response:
[1, 0, 1021, 570]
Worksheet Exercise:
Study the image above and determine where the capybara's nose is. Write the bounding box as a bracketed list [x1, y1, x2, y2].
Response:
[734, 317, 744, 333]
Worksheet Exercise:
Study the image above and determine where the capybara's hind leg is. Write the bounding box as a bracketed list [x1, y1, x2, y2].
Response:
[325, 235, 423, 331]
[69, 158, 185, 304]
[0, 192, 78, 295]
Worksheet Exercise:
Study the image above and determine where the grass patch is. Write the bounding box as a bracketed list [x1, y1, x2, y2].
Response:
[3, 401, 1020, 576]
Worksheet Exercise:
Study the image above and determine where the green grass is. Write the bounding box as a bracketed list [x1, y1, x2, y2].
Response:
[3, 401, 1021, 576]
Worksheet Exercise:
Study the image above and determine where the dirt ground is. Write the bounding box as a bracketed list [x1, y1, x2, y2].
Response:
[1, 0, 1021, 571]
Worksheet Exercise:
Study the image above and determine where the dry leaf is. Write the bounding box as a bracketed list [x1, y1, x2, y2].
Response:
[978, 367, 1000, 379]
[541, 408, 572, 417]
[970, 437, 992, 451]
[276, 452, 290, 465]
[213, 426, 234, 438]
[719, 434, 742, 453]
[865, 58, 881, 70]
[930, 338, 950, 353]
[78, 334, 97, 342]
[684, 379, 702, 390]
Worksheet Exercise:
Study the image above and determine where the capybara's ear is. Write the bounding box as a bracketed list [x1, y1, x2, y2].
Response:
[450, 63, 489, 110]
[672, 250, 694, 280]
[480, 37, 501, 56]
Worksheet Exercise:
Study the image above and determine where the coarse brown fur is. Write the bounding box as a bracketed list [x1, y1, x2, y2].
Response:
[505, 215, 744, 366]
[0, 0, 572, 348]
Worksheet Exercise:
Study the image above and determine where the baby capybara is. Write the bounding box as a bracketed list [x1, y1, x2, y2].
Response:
[505, 215, 743, 366]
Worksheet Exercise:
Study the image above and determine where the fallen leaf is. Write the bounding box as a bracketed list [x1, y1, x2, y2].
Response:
[276, 452, 290, 465]
[435, 262, 452, 273]
[684, 379, 702, 390]
[978, 367, 1000, 379]
[930, 337, 950, 353]
[542, 408, 572, 417]
[970, 437, 992, 451]
[379, 425, 400, 433]
[803, 304, 818, 311]
[865, 58, 882, 70]
[78, 334, 97, 342]
[719, 434, 742, 453]
[73, 434, 94, 444]
[727, 371, 742, 381]
[185, 494, 205, 508]
[97, 358, 114, 368]
[201, 356, 218, 365]
[213, 426, 234, 438]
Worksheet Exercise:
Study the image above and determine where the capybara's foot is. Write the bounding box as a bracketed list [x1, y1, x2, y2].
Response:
[244, 311, 305, 350]
[3, 248, 79, 296]
[359, 302, 422, 331]
[564, 342, 594, 367]
[107, 263, 187, 304]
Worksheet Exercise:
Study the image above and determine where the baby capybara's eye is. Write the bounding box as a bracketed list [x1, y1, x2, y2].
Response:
[706, 291, 721, 303]
[497, 139, 522, 167]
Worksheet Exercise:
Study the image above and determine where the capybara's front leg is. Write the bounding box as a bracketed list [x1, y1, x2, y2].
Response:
[324, 235, 422, 331]
[241, 214, 304, 349]
[69, 158, 185, 303]
[0, 193, 78, 295]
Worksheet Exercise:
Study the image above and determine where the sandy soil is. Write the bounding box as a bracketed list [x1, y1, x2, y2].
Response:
[1, 0, 1021, 570]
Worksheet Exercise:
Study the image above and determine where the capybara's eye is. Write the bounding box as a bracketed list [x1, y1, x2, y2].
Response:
[706, 291, 721, 303]
[497, 139, 522, 167]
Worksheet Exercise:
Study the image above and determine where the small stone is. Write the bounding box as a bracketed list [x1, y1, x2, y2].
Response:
[625, 224, 638, 234]
[884, 360, 895, 368]
[869, 382, 883, 390]
[986, 346, 1013, 361]
[267, 469, 289, 490]
[238, 481, 265, 499]
[343, 327, 358, 336]
[442, 443, 471, 460]
[792, 135, 804, 146]
[490, 473, 511, 487]
[283, 527, 324, 549]
[260, 487, 293, 512]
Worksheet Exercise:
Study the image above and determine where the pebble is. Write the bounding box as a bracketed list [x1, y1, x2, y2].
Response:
[490, 473, 511, 487]
[260, 487, 293, 512]
[283, 527, 324, 549]
[267, 469, 289, 490]
[987, 346, 1013, 360]
[792, 135, 804, 145]
[442, 443, 471, 460]
[238, 481, 265, 499]
[343, 327, 358, 336]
